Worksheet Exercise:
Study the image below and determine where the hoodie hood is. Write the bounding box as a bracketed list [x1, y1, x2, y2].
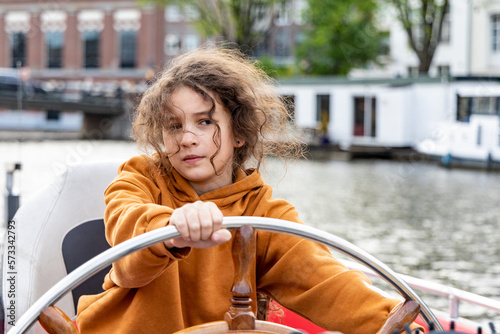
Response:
[165, 167, 265, 212]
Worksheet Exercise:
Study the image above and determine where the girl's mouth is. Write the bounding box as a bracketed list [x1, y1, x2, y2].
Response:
[183, 155, 203, 164]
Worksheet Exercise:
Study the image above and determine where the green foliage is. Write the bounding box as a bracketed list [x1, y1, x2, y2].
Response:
[141, 0, 285, 54]
[254, 56, 297, 78]
[296, 0, 384, 75]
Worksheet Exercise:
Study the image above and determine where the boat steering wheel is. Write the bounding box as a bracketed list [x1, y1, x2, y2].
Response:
[8, 217, 443, 334]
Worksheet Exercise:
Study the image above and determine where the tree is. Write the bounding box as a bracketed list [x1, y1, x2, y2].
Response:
[144, 0, 287, 54]
[296, 0, 384, 76]
[388, 0, 449, 74]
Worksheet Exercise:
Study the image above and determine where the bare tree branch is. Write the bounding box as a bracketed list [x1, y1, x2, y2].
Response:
[387, 0, 449, 74]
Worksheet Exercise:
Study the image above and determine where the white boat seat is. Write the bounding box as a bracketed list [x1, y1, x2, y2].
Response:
[2, 160, 122, 333]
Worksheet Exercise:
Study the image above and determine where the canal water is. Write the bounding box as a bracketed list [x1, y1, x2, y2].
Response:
[1, 139, 500, 323]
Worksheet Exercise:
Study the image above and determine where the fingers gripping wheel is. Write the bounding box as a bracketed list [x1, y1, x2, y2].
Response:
[377, 300, 421, 334]
[38, 306, 79, 334]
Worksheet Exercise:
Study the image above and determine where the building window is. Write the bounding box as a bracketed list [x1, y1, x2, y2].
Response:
[437, 65, 450, 77]
[165, 34, 181, 55]
[293, 0, 307, 25]
[165, 5, 182, 22]
[46, 31, 63, 68]
[83, 31, 99, 68]
[275, 2, 291, 26]
[492, 14, 500, 52]
[120, 30, 136, 68]
[379, 31, 390, 56]
[184, 5, 199, 21]
[5, 11, 30, 68]
[275, 29, 290, 57]
[184, 34, 200, 51]
[114, 9, 140, 68]
[407, 66, 419, 77]
[10, 32, 26, 68]
[440, 13, 451, 43]
[41, 10, 67, 69]
[252, 41, 268, 58]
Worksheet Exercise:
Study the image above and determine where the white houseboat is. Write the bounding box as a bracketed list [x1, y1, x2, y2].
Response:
[275, 76, 500, 166]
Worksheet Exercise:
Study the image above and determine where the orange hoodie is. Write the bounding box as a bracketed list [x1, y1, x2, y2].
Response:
[76, 155, 402, 334]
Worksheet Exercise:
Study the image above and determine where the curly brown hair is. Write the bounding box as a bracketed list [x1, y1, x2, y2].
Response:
[132, 43, 304, 174]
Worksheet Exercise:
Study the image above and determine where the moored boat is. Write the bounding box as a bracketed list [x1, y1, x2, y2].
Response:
[1, 162, 499, 333]
[416, 115, 500, 170]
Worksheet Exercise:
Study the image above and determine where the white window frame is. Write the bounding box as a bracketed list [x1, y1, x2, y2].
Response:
[491, 14, 500, 52]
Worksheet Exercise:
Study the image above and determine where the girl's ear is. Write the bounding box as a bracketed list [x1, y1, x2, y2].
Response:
[234, 138, 245, 148]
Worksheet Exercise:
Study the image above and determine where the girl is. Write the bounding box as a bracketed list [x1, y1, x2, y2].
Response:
[76, 45, 418, 334]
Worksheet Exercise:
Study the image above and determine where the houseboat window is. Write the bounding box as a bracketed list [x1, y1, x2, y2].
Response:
[46, 31, 63, 68]
[83, 31, 100, 68]
[353, 96, 376, 137]
[457, 96, 500, 122]
[457, 96, 472, 122]
[46, 110, 60, 121]
[316, 94, 330, 124]
[492, 14, 500, 51]
[120, 30, 136, 68]
[370, 98, 377, 137]
[474, 97, 493, 114]
[10, 32, 26, 68]
[280, 95, 295, 121]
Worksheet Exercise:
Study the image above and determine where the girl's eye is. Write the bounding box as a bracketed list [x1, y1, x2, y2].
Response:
[200, 119, 212, 125]
[169, 123, 182, 131]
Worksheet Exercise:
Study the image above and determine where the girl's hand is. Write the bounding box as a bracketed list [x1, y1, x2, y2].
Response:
[165, 201, 232, 249]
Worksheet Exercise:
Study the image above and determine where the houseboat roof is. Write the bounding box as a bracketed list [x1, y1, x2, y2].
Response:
[277, 75, 500, 87]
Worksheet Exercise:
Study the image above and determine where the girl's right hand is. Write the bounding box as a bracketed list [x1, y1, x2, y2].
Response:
[165, 201, 232, 249]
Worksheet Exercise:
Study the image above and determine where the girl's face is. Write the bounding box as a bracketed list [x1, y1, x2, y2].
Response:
[162, 86, 244, 195]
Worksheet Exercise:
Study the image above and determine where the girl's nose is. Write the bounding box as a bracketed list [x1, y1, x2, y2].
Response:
[180, 130, 199, 147]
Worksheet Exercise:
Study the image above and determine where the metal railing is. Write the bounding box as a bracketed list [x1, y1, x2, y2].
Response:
[343, 260, 500, 323]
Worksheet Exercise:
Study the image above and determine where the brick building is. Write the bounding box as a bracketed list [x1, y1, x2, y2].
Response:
[0, 0, 169, 82]
[0, 0, 305, 83]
